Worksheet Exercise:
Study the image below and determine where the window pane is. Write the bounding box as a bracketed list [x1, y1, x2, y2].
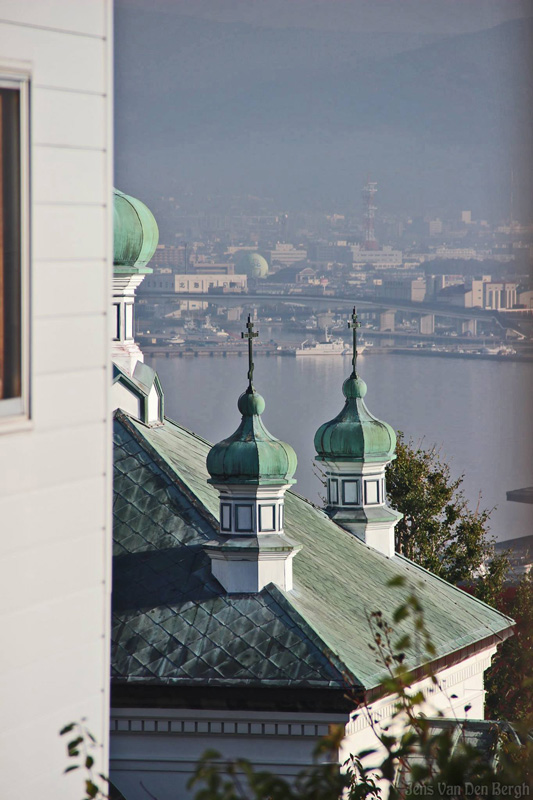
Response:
[125, 303, 133, 339]
[343, 480, 358, 504]
[259, 505, 275, 531]
[0, 88, 21, 402]
[113, 304, 120, 340]
[365, 480, 379, 504]
[236, 504, 253, 532]
[221, 503, 231, 531]
[329, 479, 338, 504]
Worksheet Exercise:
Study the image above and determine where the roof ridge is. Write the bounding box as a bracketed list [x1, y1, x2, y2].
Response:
[114, 409, 219, 533]
[262, 583, 364, 692]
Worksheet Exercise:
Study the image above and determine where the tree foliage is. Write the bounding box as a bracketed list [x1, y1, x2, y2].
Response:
[386, 433, 509, 605]
[485, 570, 533, 721]
[186, 579, 533, 799]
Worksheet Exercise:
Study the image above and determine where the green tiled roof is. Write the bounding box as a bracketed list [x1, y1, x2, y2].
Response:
[112, 411, 513, 693]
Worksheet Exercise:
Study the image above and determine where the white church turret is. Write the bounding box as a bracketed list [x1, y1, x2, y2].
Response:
[112, 188, 159, 376]
[205, 316, 300, 593]
[314, 308, 401, 557]
[111, 188, 163, 425]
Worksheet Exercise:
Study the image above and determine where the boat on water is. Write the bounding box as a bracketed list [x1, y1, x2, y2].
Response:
[293, 328, 364, 357]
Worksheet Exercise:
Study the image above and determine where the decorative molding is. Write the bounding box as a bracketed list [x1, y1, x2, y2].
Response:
[111, 715, 330, 739]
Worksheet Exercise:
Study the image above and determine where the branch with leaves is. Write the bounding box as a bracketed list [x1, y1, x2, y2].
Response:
[60, 719, 110, 800]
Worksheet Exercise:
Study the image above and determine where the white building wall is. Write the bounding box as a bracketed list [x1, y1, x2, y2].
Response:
[110, 708, 345, 800]
[109, 647, 495, 800]
[340, 647, 495, 774]
[0, 2, 113, 797]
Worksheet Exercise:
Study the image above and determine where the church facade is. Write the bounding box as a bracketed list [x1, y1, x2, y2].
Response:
[108, 191, 513, 800]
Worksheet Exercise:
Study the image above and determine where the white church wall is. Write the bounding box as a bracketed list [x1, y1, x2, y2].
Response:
[109, 647, 495, 799]
[340, 646, 496, 772]
[113, 381, 142, 421]
[110, 707, 347, 800]
[0, 2, 113, 797]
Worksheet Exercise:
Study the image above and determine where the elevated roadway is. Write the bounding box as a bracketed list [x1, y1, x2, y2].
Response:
[141, 290, 522, 332]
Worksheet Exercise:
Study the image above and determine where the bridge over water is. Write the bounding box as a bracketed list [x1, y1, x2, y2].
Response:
[142, 290, 523, 334]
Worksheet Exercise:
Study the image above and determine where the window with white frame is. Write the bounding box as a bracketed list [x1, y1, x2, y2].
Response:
[113, 303, 120, 341]
[235, 504, 253, 532]
[220, 503, 231, 531]
[0, 76, 29, 423]
[365, 479, 380, 505]
[329, 478, 339, 505]
[342, 479, 359, 505]
[125, 303, 134, 339]
[259, 504, 275, 532]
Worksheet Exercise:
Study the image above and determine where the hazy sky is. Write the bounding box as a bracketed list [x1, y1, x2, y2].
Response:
[134, 0, 532, 33]
[115, 0, 533, 221]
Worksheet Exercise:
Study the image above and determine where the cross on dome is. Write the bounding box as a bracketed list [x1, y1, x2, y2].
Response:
[241, 314, 259, 390]
[348, 306, 360, 377]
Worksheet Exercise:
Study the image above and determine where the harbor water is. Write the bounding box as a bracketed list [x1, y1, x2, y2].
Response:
[147, 352, 533, 544]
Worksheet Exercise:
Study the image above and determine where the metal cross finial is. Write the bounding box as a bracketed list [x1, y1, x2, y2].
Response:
[241, 314, 259, 389]
[348, 306, 360, 376]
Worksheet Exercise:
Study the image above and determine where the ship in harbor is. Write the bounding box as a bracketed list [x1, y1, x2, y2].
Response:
[293, 328, 364, 357]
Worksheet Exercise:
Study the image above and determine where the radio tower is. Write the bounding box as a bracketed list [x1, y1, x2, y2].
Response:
[362, 178, 378, 250]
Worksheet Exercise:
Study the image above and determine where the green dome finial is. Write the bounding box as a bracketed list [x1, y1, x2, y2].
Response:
[314, 310, 396, 464]
[113, 188, 159, 273]
[206, 318, 297, 485]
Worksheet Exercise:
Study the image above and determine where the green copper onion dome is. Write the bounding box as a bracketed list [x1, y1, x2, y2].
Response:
[235, 251, 269, 279]
[314, 375, 396, 464]
[113, 188, 159, 272]
[206, 387, 297, 485]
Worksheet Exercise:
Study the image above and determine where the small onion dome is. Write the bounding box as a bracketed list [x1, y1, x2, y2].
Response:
[113, 188, 159, 272]
[206, 389, 297, 485]
[314, 375, 396, 463]
[235, 251, 269, 279]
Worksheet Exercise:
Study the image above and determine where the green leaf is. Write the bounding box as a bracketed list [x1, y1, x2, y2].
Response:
[387, 576, 406, 588]
[85, 779, 99, 798]
[63, 765, 79, 774]
[59, 723, 75, 736]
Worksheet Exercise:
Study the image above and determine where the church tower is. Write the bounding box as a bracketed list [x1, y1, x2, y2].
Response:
[112, 188, 163, 425]
[314, 309, 401, 557]
[112, 188, 159, 376]
[205, 316, 300, 593]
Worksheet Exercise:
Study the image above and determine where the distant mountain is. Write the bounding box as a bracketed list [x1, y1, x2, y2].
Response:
[115, 8, 533, 222]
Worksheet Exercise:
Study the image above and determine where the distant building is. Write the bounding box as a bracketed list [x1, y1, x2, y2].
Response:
[193, 263, 235, 275]
[177, 275, 247, 293]
[437, 276, 517, 310]
[377, 277, 427, 302]
[308, 242, 351, 265]
[152, 244, 187, 270]
[142, 273, 247, 294]
[483, 281, 517, 310]
[350, 245, 403, 268]
[435, 246, 479, 260]
[428, 219, 443, 236]
[269, 243, 307, 267]
[461, 210, 472, 224]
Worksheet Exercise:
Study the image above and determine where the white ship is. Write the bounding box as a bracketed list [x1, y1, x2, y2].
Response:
[294, 328, 362, 357]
